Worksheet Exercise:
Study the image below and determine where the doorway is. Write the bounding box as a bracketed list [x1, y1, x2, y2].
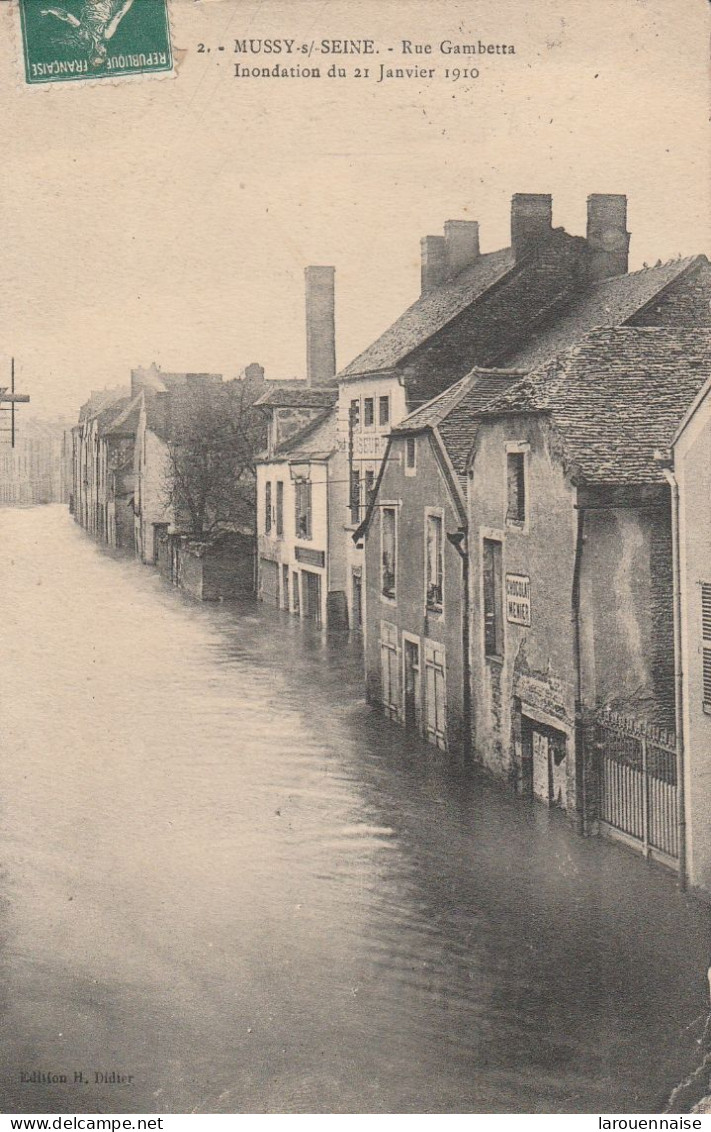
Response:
[403, 638, 420, 733]
[351, 569, 362, 631]
[302, 570, 322, 626]
[521, 717, 568, 808]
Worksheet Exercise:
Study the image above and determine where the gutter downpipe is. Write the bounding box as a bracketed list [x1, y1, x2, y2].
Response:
[572, 498, 587, 836]
[663, 465, 687, 891]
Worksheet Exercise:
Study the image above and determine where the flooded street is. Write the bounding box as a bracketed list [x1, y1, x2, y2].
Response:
[0, 505, 709, 1114]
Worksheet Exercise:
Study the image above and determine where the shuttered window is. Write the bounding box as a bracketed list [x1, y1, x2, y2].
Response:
[506, 452, 526, 523]
[294, 479, 312, 539]
[265, 481, 272, 534]
[483, 538, 504, 658]
[381, 507, 397, 600]
[275, 481, 284, 537]
[703, 583, 711, 711]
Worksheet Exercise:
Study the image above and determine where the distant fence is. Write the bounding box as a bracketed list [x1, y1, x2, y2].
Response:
[593, 710, 678, 866]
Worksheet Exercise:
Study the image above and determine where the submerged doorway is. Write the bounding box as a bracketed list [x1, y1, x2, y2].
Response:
[521, 717, 568, 809]
[403, 637, 420, 734]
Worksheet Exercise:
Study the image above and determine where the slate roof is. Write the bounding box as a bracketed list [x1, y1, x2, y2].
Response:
[483, 327, 711, 485]
[265, 407, 338, 463]
[502, 256, 706, 370]
[255, 383, 338, 409]
[338, 247, 516, 378]
[395, 367, 527, 482]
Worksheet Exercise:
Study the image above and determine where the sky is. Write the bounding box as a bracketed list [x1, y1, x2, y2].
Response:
[1, 0, 709, 418]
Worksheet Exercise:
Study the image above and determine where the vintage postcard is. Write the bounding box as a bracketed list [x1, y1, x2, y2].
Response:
[1, 0, 710, 1121]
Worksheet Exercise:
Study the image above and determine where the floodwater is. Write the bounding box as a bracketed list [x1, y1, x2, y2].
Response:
[0, 505, 709, 1115]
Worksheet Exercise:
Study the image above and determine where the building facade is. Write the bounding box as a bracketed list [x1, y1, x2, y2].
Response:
[467, 329, 711, 853]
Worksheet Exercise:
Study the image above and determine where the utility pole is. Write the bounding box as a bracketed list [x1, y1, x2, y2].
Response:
[0, 359, 31, 447]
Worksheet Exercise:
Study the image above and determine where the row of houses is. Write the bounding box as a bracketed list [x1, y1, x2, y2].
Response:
[254, 192, 711, 898]
[71, 363, 271, 599]
[0, 416, 73, 506]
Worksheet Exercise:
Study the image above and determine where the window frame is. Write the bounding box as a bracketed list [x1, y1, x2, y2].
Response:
[425, 508, 445, 617]
[505, 442, 530, 530]
[378, 395, 390, 427]
[482, 535, 505, 660]
[405, 436, 417, 476]
[294, 478, 313, 541]
[275, 480, 284, 537]
[380, 503, 398, 604]
[363, 397, 375, 429]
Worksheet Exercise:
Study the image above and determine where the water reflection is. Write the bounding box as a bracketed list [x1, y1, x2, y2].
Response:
[0, 506, 708, 1114]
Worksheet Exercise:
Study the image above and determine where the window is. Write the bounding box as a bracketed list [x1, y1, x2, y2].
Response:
[483, 538, 504, 657]
[349, 398, 360, 429]
[365, 469, 375, 509]
[379, 396, 390, 426]
[506, 451, 526, 524]
[294, 479, 312, 539]
[275, 481, 284, 537]
[405, 437, 416, 474]
[350, 468, 360, 525]
[364, 397, 375, 428]
[265, 481, 272, 534]
[703, 583, 711, 712]
[381, 507, 397, 601]
[426, 513, 444, 613]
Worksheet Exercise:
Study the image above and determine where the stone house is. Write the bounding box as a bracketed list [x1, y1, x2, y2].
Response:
[358, 369, 523, 754]
[667, 359, 711, 895]
[467, 329, 711, 866]
[257, 407, 347, 626]
[336, 193, 710, 632]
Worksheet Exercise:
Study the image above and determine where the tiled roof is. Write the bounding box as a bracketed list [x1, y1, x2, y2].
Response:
[338, 247, 515, 378]
[95, 396, 132, 433]
[78, 387, 130, 422]
[395, 368, 526, 481]
[255, 383, 338, 408]
[502, 256, 706, 370]
[269, 407, 338, 462]
[484, 327, 711, 485]
[104, 395, 142, 437]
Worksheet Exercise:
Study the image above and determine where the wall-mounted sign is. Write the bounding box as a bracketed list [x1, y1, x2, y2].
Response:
[295, 547, 326, 568]
[506, 573, 531, 626]
[354, 433, 386, 459]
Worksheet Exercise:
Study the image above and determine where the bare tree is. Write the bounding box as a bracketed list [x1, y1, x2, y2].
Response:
[162, 379, 266, 541]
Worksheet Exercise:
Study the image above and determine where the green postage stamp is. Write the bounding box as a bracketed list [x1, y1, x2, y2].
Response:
[18, 0, 173, 84]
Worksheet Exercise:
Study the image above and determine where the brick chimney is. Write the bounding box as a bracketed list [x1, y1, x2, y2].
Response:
[444, 220, 480, 276]
[305, 266, 336, 387]
[421, 222, 481, 294]
[420, 235, 448, 294]
[587, 194, 630, 281]
[511, 193, 553, 260]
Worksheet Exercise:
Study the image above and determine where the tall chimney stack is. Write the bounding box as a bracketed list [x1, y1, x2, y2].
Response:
[420, 235, 448, 294]
[586, 194, 630, 281]
[305, 266, 336, 387]
[444, 220, 480, 277]
[511, 193, 553, 260]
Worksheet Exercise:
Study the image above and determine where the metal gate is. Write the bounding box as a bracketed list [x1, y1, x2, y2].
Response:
[594, 711, 678, 866]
